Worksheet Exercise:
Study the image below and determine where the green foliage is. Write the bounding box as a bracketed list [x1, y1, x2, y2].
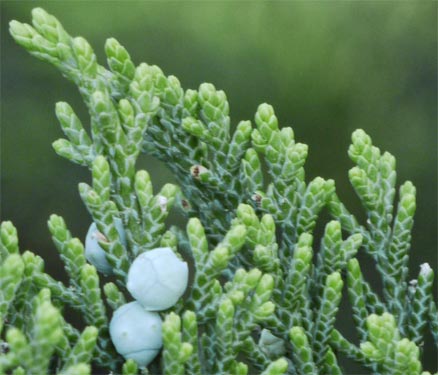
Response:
[0, 224, 96, 374]
[162, 313, 193, 375]
[359, 312, 436, 375]
[3, 7, 437, 375]
[289, 326, 317, 375]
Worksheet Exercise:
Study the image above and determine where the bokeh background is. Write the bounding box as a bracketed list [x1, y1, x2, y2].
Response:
[1, 1, 437, 373]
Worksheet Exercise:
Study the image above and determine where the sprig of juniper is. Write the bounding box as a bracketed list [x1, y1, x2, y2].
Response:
[5, 7, 437, 375]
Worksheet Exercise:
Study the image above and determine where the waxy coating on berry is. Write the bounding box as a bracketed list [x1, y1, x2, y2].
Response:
[109, 301, 162, 366]
[127, 247, 188, 311]
[85, 217, 126, 275]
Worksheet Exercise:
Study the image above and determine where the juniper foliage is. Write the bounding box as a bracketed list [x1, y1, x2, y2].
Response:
[2, 8, 436, 375]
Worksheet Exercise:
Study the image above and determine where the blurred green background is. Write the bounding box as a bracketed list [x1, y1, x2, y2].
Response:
[1, 1, 436, 373]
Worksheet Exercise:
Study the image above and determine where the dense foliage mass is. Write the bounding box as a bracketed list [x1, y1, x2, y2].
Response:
[1, 8, 436, 375]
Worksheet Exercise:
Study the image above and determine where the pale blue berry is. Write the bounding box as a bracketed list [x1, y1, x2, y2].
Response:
[259, 329, 286, 357]
[109, 301, 162, 366]
[127, 247, 188, 310]
[85, 217, 126, 275]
